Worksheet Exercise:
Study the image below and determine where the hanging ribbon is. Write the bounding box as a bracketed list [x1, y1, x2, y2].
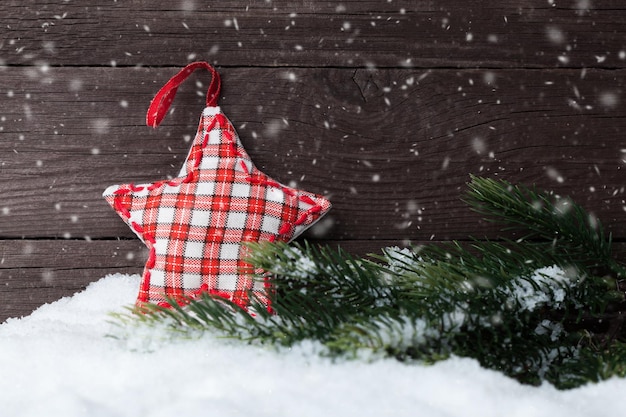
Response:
[146, 61, 221, 128]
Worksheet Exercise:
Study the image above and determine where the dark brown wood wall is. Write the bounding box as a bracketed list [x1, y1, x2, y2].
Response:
[2, 0, 626, 321]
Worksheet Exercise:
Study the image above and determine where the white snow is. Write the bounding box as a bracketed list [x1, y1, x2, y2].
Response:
[506, 266, 573, 312]
[1, 274, 625, 417]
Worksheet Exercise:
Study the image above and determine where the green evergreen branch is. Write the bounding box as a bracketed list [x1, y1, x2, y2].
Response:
[114, 176, 626, 390]
[465, 175, 626, 277]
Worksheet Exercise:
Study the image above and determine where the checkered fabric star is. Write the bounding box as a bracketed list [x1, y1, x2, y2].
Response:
[103, 62, 331, 309]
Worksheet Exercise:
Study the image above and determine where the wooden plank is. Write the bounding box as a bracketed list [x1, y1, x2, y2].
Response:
[2, 1, 626, 68]
[4, 238, 626, 322]
[1, 66, 625, 241]
[0, 237, 403, 321]
[0, 239, 143, 321]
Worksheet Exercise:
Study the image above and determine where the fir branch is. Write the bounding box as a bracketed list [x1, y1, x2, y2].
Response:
[465, 175, 626, 276]
[114, 176, 626, 390]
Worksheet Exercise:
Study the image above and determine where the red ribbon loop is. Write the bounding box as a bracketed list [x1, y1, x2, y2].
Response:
[146, 61, 221, 128]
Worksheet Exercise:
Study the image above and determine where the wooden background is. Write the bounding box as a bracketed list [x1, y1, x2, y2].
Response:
[2, 0, 626, 321]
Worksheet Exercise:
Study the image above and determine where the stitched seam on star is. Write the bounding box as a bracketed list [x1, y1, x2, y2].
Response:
[113, 187, 157, 303]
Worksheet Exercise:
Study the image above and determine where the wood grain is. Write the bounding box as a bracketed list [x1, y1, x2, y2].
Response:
[0, 238, 401, 320]
[1, 67, 625, 241]
[3, 238, 626, 321]
[0, 239, 142, 320]
[2, 0, 625, 68]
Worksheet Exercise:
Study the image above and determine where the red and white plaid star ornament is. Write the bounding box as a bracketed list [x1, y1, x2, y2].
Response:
[103, 62, 331, 309]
